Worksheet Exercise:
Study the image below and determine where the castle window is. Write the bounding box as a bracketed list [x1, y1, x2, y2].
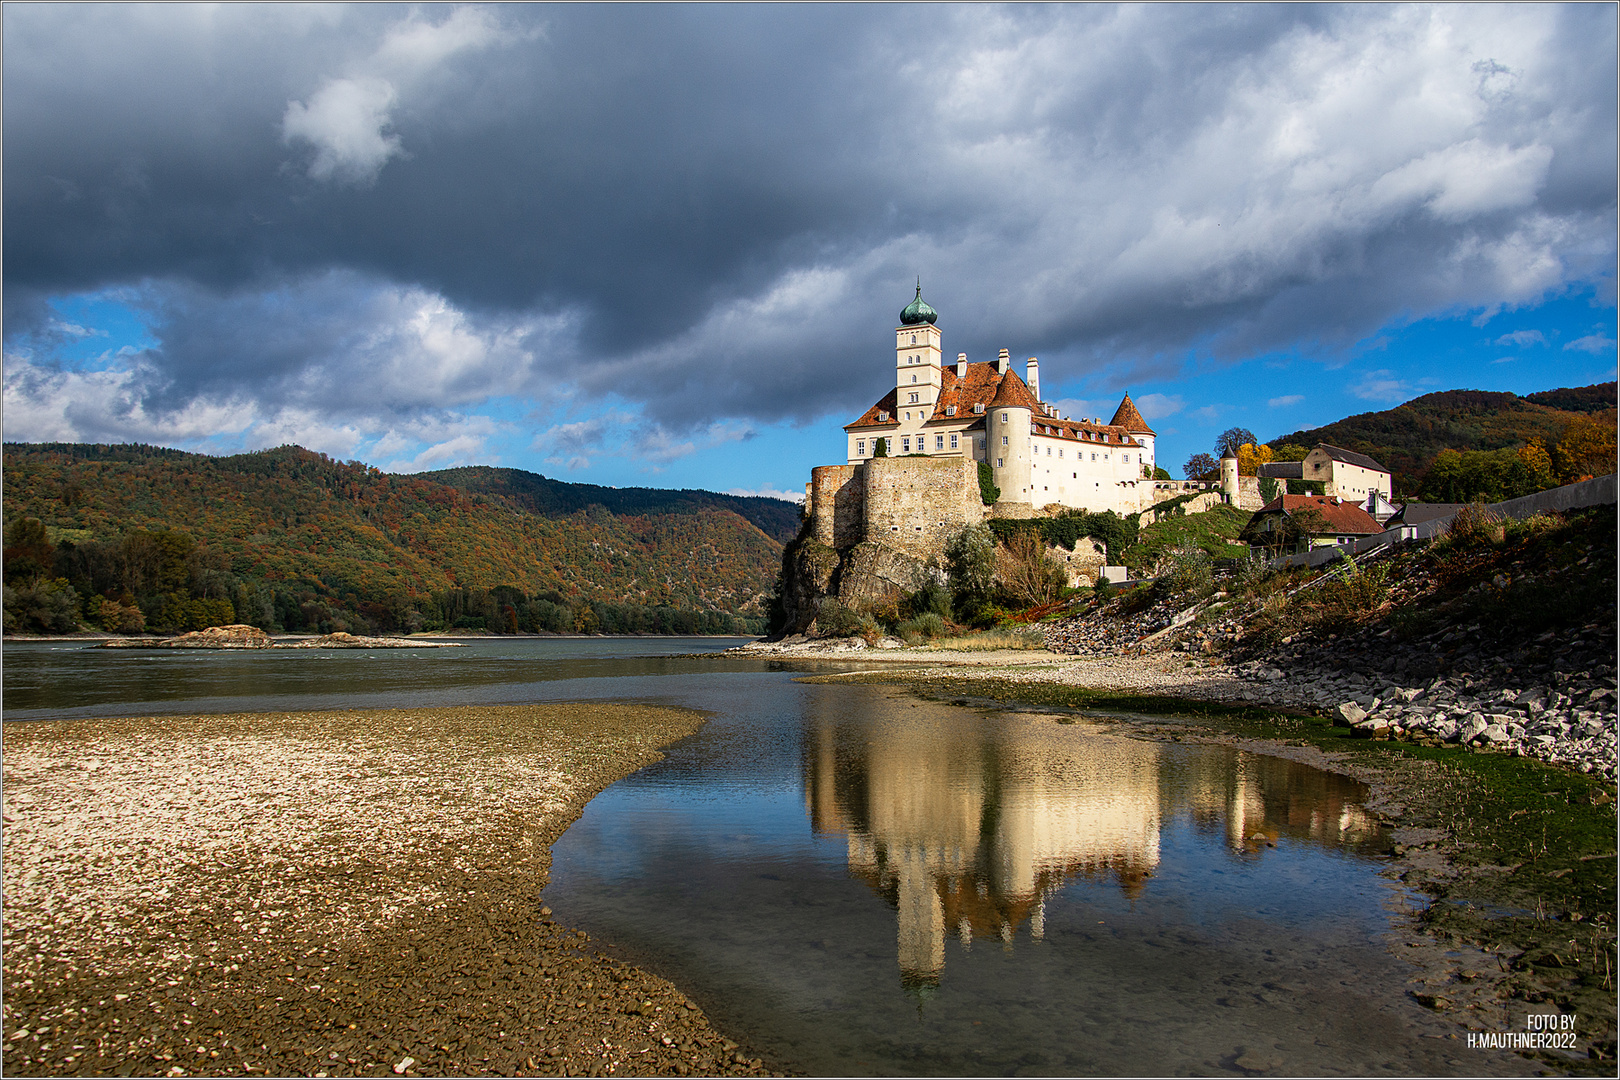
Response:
[945, 405, 957, 417]
[1001, 412, 1008, 422]
[910, 335, 917, 344]
[935, 434, 944, 449]
[902, 437, 911, 452]
[950, 434, 958, 449]
[1091, 453, 1096, 461]
[1001, 435, 1009, 446]
[857, 439, 866, 455]
[997, 458, 1004, 468]
[877, 410, 889, 421]
[973, 403, 984, 414]
[908, 393, 919, 403]
[911, 374, 917, 384]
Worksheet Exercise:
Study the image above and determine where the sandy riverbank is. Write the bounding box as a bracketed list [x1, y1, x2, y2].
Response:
[1, 705, 784, 1078]
[727, 638, 1256, 696]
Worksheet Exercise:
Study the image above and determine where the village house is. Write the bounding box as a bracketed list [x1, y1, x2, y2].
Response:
[1237, 493, 1383, 555]
[1227, 443, 1394, 513]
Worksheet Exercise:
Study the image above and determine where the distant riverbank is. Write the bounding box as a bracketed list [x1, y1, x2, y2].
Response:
[1, 705, 784, 1078]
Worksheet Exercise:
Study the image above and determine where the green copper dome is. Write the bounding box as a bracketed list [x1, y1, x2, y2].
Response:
[899, 282, 937, 326]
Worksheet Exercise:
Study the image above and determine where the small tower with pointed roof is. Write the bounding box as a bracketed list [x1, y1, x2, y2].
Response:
[987, 368, 1038, 504]
[1109, 392, 1156, 476]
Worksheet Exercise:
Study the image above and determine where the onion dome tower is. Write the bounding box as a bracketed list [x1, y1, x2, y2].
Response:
[895, 281, 943, 430]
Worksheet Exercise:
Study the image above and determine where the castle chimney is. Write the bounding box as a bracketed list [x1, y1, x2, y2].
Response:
[1025, 357, 1040, 401]
[997, 348, 1010, 375]
[956, 352, 967, 379]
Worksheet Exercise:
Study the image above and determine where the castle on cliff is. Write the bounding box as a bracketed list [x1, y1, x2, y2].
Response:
[803, 288, 1209, 565]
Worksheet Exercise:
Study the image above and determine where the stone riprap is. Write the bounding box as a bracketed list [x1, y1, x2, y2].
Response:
[1037, 510, 1618, 780]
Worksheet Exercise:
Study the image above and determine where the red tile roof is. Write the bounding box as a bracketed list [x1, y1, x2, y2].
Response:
[1254, 494, 1381, 535]
[988, 368, 1041, 410]
[1109, 394, 1155, 435]
[845, 361, 1140, 448]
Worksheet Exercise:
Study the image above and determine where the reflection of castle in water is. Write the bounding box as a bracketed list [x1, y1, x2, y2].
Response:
[803, 702, 1378, 989]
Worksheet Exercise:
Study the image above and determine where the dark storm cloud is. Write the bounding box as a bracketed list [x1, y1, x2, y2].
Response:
[4, 3, 1615, 452]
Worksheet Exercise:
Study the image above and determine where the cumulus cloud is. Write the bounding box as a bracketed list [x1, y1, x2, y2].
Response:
[1133, 393, 1184, 420]
[3, 3, 1615, 450]
[283, 77, 402, 184]
[281, 7, 513, 185]
[1267, 394, 1305, 407]
[1349, 369, 1416, 403]
[1564, 333, 1616, 354]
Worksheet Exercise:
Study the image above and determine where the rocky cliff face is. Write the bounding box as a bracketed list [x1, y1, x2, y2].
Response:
[773, 533, 931, 637]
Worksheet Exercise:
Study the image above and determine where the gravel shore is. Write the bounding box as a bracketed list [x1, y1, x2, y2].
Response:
[2, 706, 783, 1078]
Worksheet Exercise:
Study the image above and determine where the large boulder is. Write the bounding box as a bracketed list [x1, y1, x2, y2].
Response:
[773, 534, 841, 636]
[835, 540, 925, 606]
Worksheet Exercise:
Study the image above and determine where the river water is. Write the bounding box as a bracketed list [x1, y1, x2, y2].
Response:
[3, 638, 1479, 1075]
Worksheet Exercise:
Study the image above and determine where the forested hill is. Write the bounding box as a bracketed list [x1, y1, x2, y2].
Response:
[1267, 382, 1616, 494]
[427, 465, 801, 544]
[2, 442, 793, 636]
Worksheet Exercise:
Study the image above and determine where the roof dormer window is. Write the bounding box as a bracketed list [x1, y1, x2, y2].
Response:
[973, 403, 984, 414]
[877, 410, 889, 421]
[945, 405, 957, 417]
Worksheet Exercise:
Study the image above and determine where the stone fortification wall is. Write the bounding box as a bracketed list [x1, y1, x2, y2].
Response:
[1229, 476, 1268, 511]
[1140, 490, 1227, 524]
[808, 465, 866, 548]
[1049, 539, 1107, 587]
[863, 456, 986, 559]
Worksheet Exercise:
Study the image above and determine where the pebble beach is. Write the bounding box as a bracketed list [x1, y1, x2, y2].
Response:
[2, 705, 783, 1078]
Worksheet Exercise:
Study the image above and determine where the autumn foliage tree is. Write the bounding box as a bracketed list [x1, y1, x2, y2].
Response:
[1236, 442, 1274, 476]
[1552, 416, 1617, 482]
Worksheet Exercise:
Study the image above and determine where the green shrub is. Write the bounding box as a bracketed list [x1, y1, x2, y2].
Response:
[897, 611, 947, 644]
[1150, 547, 1214, 602]
[815, 598, 864, 638]
[944, 524, 998, 616]
[1442, 502, 1506, 548]
[856, 613, 883, 646]
[904, 574, 952, 621]
[1314, 554, 1390, 612]
[1503, 512, 1562, 544]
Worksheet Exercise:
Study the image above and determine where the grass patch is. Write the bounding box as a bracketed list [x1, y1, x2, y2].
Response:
[1121, 504, 1252, 576]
